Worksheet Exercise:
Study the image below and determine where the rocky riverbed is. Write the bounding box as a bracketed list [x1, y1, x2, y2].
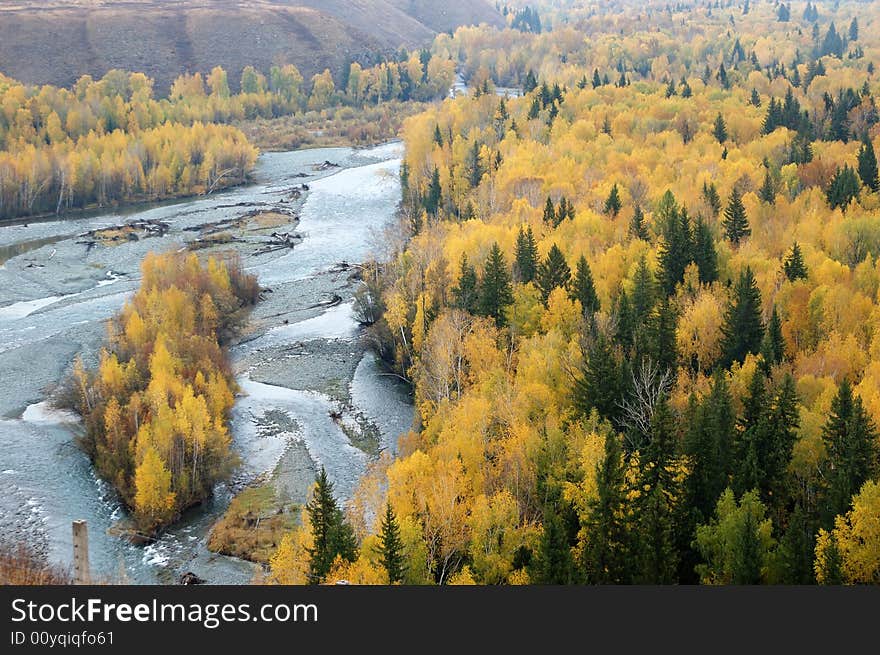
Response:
[0, 141, 413, 584]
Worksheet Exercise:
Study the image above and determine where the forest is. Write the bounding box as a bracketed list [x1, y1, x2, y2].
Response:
[0, 51, 454, 219]
[267, 0, 880, 585]
[64, 252, 259, 533]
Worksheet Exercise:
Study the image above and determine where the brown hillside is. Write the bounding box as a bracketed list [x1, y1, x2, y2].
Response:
[0, 0, 502, 93]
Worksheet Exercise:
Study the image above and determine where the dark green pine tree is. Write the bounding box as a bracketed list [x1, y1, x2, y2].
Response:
[629, 205, 649, 240]
[762, 374, 799, 513]
[762, 97, 784, 134]
[631, 255, 656, 323]
[423, 166, 442, 215]
[681, 80, 692, 98]
[306, 468, 357, 584]
[523, 69, 538, 94]
[783, 241, 808, 281]
[376, 502, 406, 583]
[432, 123, 443, 147]
[592, 68, 602, 88]
[478, 243, 514, 328]
[702, 180, 722, 216]
[535, 244, 571, 305]
[581, 431, 630, 584]
[633, 397, 679, 584]
[533, 501, 575, 584]
[821, 379, 879, 524]
[604, 183, 622, 217]
[614, 289, 635, 353]
[543, 195, 556, 226]
[775, 504, 818, 584]
[857, 135, 879, 192]
[513, 224, 538, 283]
[717, 62, 729, 89]
[732, 368, 768, 498]
[731, 509, 764, 584]
[750, 88, 761, 107]
[657, 192, 693, 296]
[452, 253, 479, 314]
[649, 299, 679, 374]
[665, 78, 677, 98]
[684, 370, 735, 522]
[574, 335, 625, 429]
[722, 187, 751, 245]
[570, 255, 600, 317]
[713, 112, 728, 143]
[721, 266, 765, 367]
[815, 533, 844, 584]
[527, 95, 542, 120]
[826, 165, 861, 212]
[759, 168, 776, 204]
[692, 215, 719, 284]
[763, 306, 786, 365]
[466, 141, 484, 189]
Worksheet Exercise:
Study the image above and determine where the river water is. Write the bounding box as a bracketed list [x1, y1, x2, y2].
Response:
[0, 141, 413, 584]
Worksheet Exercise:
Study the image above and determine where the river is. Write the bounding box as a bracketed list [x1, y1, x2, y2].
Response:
[0, 141, 413, 584]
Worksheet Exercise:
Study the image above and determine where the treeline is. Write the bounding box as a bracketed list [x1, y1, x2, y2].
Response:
[0, 49, 454, 219]
[263, 1, 880, 585]
[65, 252, 259, 533]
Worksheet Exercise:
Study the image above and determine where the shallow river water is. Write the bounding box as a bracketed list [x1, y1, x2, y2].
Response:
[0, 141, 413, 584]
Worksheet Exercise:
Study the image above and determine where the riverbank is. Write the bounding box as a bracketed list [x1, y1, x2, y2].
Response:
[0, 141, 413, 584]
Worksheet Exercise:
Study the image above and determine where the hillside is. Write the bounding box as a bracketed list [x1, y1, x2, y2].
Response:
[0, 0, 502, 93]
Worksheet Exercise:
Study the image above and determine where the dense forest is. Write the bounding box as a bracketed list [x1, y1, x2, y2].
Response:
[0, 51, 454, 219]
[65, 253, 259, 533]
[268, 0, 880, 585]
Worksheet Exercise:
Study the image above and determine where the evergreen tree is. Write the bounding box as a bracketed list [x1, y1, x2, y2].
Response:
[857, 135, 879, 192]
[826, 165, 860, 212]
[533, 502, 575, 584]
[775, 504, 817, 584]
[574, 336, 625, 430]
[849, 17, 859, 41]
[570, 255, 600, 317]
[762, 374, 799, 511]
[633, 397, 679, 584]
[376, 502, 405, 583]
[665, 78, 677, 98]
[759, 168, 776, 204]
[478, 243, 514, 327]
[604, 183, 622, 217]
[692, 215, 719, 284]
[815, 532, 844, 584]
[821, 379, 879, 523]
[731, 509, 764, 584]
[528, 95, 541, 120]
[717, 63, 729, 89]
[592, 68, 602, 89]
[535, 244, 571, 305]
[424, 166, 441, 215]
[614, 290, 635, 353]
[681, 80, 692, 98]
[629, 205, 649, 240]
[762, 97, 784, 134]
[514, 224, 538, 283]
[702, 180, 722, 216]
[306, 468, 357, 584]
[452, 253, 479, 314]
[656, 192, 693, 295]
[466, 141, 484, 188]
[649, 299, 679, 375]
[543, 195, 556, 226]
[783, 242, 808, 281]
[732, 369, 768, 497]
[721, 266, 764, 367]
[722, 187, 751, 245]
[432, 124, 443, 147]
[713, 112, 728, 143]
[582, 431, 629, 583]
[763, 306, 786, 364]
[523, 69, 538, 94]
[631, 255, 657, 322]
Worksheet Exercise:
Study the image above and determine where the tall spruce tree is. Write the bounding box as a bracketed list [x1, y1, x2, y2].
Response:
[857, 135, 879, 192]
[713, 112, 728, 143]
[424, 166, 442, 215]
[581, 431, 629, 583]
[570, 255, 600, 317]
[821, 379, 879, 523]
[452, 253, 479, 314]
[783, 241, 809, 281]
[535, 244, 572, 305]
[604, 183, 622, 216]
[306, 468, 357, 584]
[722, 187, 751, 245]
[376, 502, 406, 583]
[543, 196, 556, 226]
[759, 168, 776, 204]
[466, 141, 484, 188]
[478, 243, 514, 327]
[514, 224, 539, 283]
[656, 191, 693, 295]
[826, 165, 860, 212]
[702, 180, 722, 216]
[574, 336, 625, 429]
[692, 215, 719, 284]
[629, 205, 649, 240]
[721, 266, 764, 367]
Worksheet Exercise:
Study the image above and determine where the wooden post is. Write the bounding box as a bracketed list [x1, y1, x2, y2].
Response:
[72, 520, 90, 585]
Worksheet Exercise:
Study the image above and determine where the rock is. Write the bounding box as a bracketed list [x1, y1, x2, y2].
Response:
[179, 571, 205, 585]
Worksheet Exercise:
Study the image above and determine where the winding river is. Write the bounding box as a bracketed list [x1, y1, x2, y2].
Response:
[0, 141, 413, 584]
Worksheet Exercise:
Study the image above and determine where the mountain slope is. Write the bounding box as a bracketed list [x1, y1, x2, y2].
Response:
[0, 0, 502, 92]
